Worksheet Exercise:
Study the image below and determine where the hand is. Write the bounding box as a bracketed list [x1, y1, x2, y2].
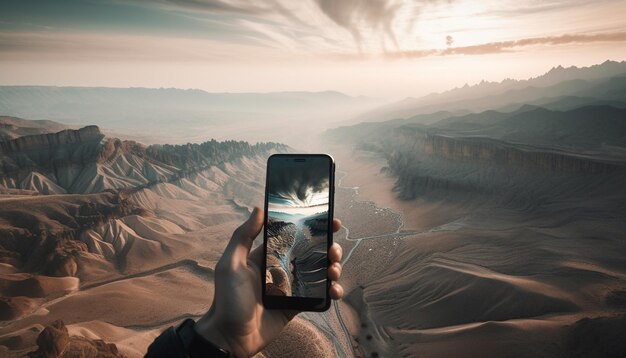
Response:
[195, 207, 344, 357]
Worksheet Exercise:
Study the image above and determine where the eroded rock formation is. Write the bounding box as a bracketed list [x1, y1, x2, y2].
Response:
[28, 320, 124, 358]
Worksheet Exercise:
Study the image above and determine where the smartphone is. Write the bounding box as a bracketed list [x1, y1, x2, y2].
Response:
[262, 154, 335, 311]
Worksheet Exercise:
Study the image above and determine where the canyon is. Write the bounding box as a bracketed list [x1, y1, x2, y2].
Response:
[0, 125, 298, 357]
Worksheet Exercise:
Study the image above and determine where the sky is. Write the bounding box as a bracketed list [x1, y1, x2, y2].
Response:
[1, 0, 625, 98]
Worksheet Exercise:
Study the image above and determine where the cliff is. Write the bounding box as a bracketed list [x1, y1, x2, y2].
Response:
[354, 124, 626, 204]
[423, 133, 620, 174]
[0, 125, 287, 194]
[0, 116, 70, 141]
[0, 125, 103, 154]
[0, 126, 105, 188]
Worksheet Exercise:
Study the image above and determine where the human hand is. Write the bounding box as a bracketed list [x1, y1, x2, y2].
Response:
[194, 207, 344, 357]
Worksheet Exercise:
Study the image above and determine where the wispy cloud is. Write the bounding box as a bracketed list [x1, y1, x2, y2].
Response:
[314, 0, 403, 51]
[0, 31, 274, 62]
[387, 31, 626, 58]
[145, 0, 434, 53]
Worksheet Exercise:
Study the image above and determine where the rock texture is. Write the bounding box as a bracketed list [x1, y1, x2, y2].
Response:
[330, 107, 626, 204]
[422, 133, 619, 174]
[0, 116, 70, 141]
[0, 192, 136, 278]
[0, 126, 286, 194]
[0, 126, 103, 154]
[28, 320, 124, 358]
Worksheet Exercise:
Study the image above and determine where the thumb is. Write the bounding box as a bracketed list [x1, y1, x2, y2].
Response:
[226, 207, 264, 266]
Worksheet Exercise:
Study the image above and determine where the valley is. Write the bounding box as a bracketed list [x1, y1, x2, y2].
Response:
[1, 60, 626, 357]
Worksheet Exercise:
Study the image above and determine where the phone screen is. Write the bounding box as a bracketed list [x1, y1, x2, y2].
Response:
[264, 155, 333, 303]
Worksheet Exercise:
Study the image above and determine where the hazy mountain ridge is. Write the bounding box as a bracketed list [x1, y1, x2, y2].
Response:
[355, 60, 626, 123]
[329, 104, 626, 210]
[0, 86, 377, 145]
[0, 87, 362, 114]
[0, 116, 71, 141]
[332, 104, 626, 163]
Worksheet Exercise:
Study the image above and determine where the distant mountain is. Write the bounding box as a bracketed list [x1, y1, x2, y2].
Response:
[0, 115, 71, 140]
[335, 104, 626, 152]
[355, 60, 626, 122]
[328, 110, 460, 146]
[428, 105, 626, 151]
[268, 211, 306, 222]
[497, 95, 626, 113]
[0, 86, 375, 145]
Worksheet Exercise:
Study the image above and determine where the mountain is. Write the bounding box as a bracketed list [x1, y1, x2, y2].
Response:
[268, 211, 306, 222]
[355, 60, 626, 123]
[497, 95, 626, 112]
[0, 86, 377, 145]
[0, 116, 71, 141]
[428, 105, 626, 151]
[0, 125, 285, 194]
[0, 118, 294, 356]
[328, 61, 626, 358]
[331, 104, 626, 166]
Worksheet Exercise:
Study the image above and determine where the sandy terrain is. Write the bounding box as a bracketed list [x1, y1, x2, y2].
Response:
[326, 143, 626, 357]
[3, 121, 624, 357]
[331, 147, 467, 232]
[0, 154, 272, 355]
[0, 148, 360, 357]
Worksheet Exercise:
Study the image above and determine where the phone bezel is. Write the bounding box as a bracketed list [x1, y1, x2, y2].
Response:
[261, 153, 335, 312]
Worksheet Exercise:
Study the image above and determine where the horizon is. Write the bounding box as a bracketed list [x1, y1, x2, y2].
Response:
[1, 59, 623, 101]
[1, 1, 626, 99]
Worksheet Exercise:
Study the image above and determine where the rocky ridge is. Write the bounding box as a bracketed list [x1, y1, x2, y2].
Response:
[0, 126, 286, 194]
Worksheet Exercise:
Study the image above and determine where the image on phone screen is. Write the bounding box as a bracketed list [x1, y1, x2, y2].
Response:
[265, 156, 331, 299]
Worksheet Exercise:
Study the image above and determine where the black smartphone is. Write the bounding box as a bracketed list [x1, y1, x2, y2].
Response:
[262, 154, 335, 311]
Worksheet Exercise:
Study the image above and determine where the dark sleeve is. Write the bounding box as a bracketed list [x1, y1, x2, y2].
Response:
[145, 326, 187, 358]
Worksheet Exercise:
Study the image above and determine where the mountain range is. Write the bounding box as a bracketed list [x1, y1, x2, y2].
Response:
[0, 87, 376, 145]
[353, 60, 626, 123]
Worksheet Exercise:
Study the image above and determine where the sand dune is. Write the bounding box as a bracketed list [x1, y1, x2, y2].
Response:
[0, 275, 78, 299]
[260, 317, 339, 358]
[67, 320, 161, 358]
[326, 143, 626, 357]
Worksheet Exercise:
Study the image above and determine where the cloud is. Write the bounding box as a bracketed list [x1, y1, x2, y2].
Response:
[267, 159, 330, 204]
[153, 0, 429, 53]
[153, 0, 285, 15]
[0, 31, 275, 62]
[387, 30, 626, 58]
[314, 0, 404, 51]
[483, 0, 611, 17]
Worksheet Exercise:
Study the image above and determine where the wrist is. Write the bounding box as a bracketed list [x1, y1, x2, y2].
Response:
[194, 316, 245, 358]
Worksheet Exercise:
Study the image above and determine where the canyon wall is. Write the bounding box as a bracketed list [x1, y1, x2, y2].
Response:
[423, 133, 620, 174]
[0, 126, 287, 194]
[373, 126, 626, 203]
[0, 126, 103, 154]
